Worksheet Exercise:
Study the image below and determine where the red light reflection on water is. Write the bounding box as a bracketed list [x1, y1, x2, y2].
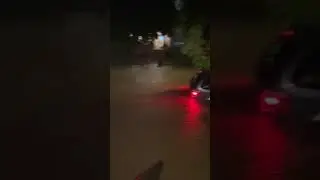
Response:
[164, 85, 189, 91]
[215, 114, 297, 180]
[182, 98, 203, 137]
[152, 84, 207, 140]
[246, 116, 293, 180]
[153, 92, 204, 137]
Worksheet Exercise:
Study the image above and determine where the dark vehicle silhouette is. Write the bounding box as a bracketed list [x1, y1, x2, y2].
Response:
[190, 69, 210, 100]
[257, 23, 320, 123]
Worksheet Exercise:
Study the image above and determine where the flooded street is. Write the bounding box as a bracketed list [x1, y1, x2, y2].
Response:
[110, 65, 210, 180]
[110, 64, 320, 180]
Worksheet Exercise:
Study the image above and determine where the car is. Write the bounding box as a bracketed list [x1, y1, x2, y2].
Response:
[257, 23, 320, 123]
[190, 69, 210, 100]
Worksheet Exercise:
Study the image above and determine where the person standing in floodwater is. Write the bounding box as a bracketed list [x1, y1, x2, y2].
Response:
[153, 32, 165, 67]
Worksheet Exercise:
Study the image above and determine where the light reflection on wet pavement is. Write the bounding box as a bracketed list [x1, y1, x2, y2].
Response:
[212, 86, 320, 180]
[110, 65, 320, 180]
[110, 65, 209, 180]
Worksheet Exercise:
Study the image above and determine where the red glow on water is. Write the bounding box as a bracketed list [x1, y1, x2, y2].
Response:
[172, 85, 189, 91]
[247, 116, 290, 180]
[214, 113, 296, 180]
[151, 86, 206, 138]
[182, 98, 202, 136]
[186, 98, 201, 119]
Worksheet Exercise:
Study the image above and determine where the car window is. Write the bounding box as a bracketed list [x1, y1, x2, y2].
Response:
[292, 51, 320, 89]
[257, 37, 297, 88]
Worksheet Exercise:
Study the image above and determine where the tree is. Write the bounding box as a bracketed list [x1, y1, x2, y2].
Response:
[181, 24, 210, 69]
[172, 0, 210, 69]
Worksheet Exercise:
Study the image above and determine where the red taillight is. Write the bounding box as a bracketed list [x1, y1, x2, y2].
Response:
[260, 90, 290, 114]
[191, 90, 199, 97]
[264, 97, 280, 105]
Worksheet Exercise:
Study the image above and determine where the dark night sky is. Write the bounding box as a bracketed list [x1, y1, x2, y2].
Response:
[111, 0, 176, 36]
[2, 0, 204, 38]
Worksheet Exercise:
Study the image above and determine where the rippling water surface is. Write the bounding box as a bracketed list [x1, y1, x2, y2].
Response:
[110, 66, 210, 180]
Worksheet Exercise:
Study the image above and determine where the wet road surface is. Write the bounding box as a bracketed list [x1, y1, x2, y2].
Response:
[110, 65, 210, 180]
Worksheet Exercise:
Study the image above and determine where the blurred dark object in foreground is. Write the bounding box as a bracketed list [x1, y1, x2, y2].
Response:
[135, 161, 164, 180]
[1, 13, 109, 180]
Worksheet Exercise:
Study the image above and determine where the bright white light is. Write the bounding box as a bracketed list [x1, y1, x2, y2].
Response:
[264, 97, 280, 105]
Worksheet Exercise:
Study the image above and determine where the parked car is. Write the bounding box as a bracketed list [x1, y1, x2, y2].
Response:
[190, 69, 210, 100]
[257, 23, 320, 123]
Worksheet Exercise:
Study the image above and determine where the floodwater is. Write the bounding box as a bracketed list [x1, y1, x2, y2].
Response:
[110, 64, 210, 180]
[110, 63, 320, 180]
